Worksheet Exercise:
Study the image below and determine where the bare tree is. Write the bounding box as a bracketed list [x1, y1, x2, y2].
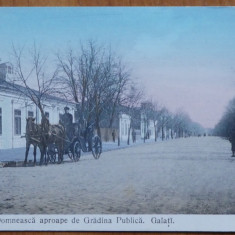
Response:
[124, 84, 143, 145]
[172, 110, 203, 138]
[107, 60, 130, 129]
[57, 41, 131, 139]
[214, 97, 235, 138]
[157, 107, 171, 141]
[56, 42, 103, 133]
[172, 111, 187, 138]
[10, 43, 59, 123]
[56, 48, 79, 105]
[140, 101, 154, 142]
[146, 100, 161, 142]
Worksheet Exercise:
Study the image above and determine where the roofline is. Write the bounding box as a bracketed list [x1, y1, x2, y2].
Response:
[0, 80, 76, 105]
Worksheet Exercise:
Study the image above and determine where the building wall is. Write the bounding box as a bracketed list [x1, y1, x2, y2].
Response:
[0, 91, 75, 149]
[140, 113, 147, 139]
[100, 128, 119, 142]
[119, 113, 131, 141]
[140, 113, 156, 139]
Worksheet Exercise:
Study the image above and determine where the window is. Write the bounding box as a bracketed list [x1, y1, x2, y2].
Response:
[0, 108, 2, 135]
[28, 111, 34, 118]
[14, 109, 21, 135]
[121, 123, 124, 136]
[45, 112, 49, 120]
[8, 66, 13, 74]
[74, 110, 79, 122]
[59, 113, 63, 122]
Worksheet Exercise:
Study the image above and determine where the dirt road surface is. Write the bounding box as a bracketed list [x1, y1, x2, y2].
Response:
[0, 136, 234, 214]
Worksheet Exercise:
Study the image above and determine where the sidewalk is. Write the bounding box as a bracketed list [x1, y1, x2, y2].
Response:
[0, 138, 157, 163]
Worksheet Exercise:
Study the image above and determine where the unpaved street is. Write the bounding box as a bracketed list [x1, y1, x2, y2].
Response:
[0, 136, 234, 214]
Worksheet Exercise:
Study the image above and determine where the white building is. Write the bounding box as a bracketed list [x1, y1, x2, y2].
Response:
[0, 62, 75, 149]
[148, 120, 155, 140]
[119, 113, 131, 141]
[140, 113, 156, 139]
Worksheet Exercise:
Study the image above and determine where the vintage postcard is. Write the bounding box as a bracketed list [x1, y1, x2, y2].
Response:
[0, 7, 235, 232]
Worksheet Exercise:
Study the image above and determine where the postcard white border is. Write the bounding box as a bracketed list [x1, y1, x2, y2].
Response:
[0, 214, 235, 231]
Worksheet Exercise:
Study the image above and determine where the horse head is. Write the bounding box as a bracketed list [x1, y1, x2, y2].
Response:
[26, 117, 36, 135]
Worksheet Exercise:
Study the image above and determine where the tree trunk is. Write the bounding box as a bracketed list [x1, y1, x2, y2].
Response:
[154, 126, 157, 142]
[143, 121, 146, 143]
[105, 128, 109, 142]
[95, 115, 101, 138]
[161, 126, 164, 141]
[127, 126, 131, 145]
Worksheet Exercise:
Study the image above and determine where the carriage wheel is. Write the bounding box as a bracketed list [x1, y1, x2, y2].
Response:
[47, 152, 57, 163]
[68, 152, 73, 160]
[91, 136, 102, 159]
[73, 141, 81, 162]
[57, 153, 64, 164]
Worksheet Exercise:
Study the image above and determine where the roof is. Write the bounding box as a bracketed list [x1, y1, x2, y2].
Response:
[0, 62, 13, 67]
[0, 79, 75, 105]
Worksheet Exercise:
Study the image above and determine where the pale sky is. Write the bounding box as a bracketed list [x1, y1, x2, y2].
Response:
[0, 7, 234, 128]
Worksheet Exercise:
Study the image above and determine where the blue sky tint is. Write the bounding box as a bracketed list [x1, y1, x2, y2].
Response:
[0, 7, 235, 128]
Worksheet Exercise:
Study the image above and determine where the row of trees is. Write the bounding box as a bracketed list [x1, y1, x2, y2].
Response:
[10, 41, 135, 137]
[213, 97, 235, 138]
[9, 41, 204, 141]
[134, 101, 204, 144]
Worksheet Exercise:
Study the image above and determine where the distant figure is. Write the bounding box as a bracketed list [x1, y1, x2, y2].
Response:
[112, 129, 116, 142]
[132, 129, 136, 143]
[166, 132, 169, 140]
[229, 128, 235, 157]
[147, 131, 150, 139]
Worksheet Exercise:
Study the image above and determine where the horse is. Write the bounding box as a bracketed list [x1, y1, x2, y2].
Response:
[24, 117, 44, 166]
[46, 124, 65, 164]
[25, 117, 66, 166]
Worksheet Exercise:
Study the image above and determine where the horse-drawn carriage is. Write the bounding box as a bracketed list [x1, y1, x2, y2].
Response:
[24, 116, 102, 166]
[46, 122, 102, 164]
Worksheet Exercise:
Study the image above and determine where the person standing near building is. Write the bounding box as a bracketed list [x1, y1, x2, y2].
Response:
[112, 129, 116, 142]
[132, 129, 136, 143]
[229, 127, 235, 157]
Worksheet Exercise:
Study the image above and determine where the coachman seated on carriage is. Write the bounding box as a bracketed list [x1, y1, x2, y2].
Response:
[59, 107, 74, 149]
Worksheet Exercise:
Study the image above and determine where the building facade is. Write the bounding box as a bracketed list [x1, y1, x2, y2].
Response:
[0, 62, 139, 148]
[119, 113, 131, 142]
[0, 63, 75, 149]
[140, 113, 156, 140]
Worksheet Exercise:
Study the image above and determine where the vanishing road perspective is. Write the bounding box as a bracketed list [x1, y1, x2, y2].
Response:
[0, 136, 234, 214]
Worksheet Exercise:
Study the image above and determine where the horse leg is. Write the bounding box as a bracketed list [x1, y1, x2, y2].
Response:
[44, 146, 49, 166]
[39, 145, 45, 166]
[33, 145, 37, 166]
[58, 147, 61, 164]
[58, 145, 63, 164]
[24, 142, 30, 166]
[61, 142, 64, 163]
